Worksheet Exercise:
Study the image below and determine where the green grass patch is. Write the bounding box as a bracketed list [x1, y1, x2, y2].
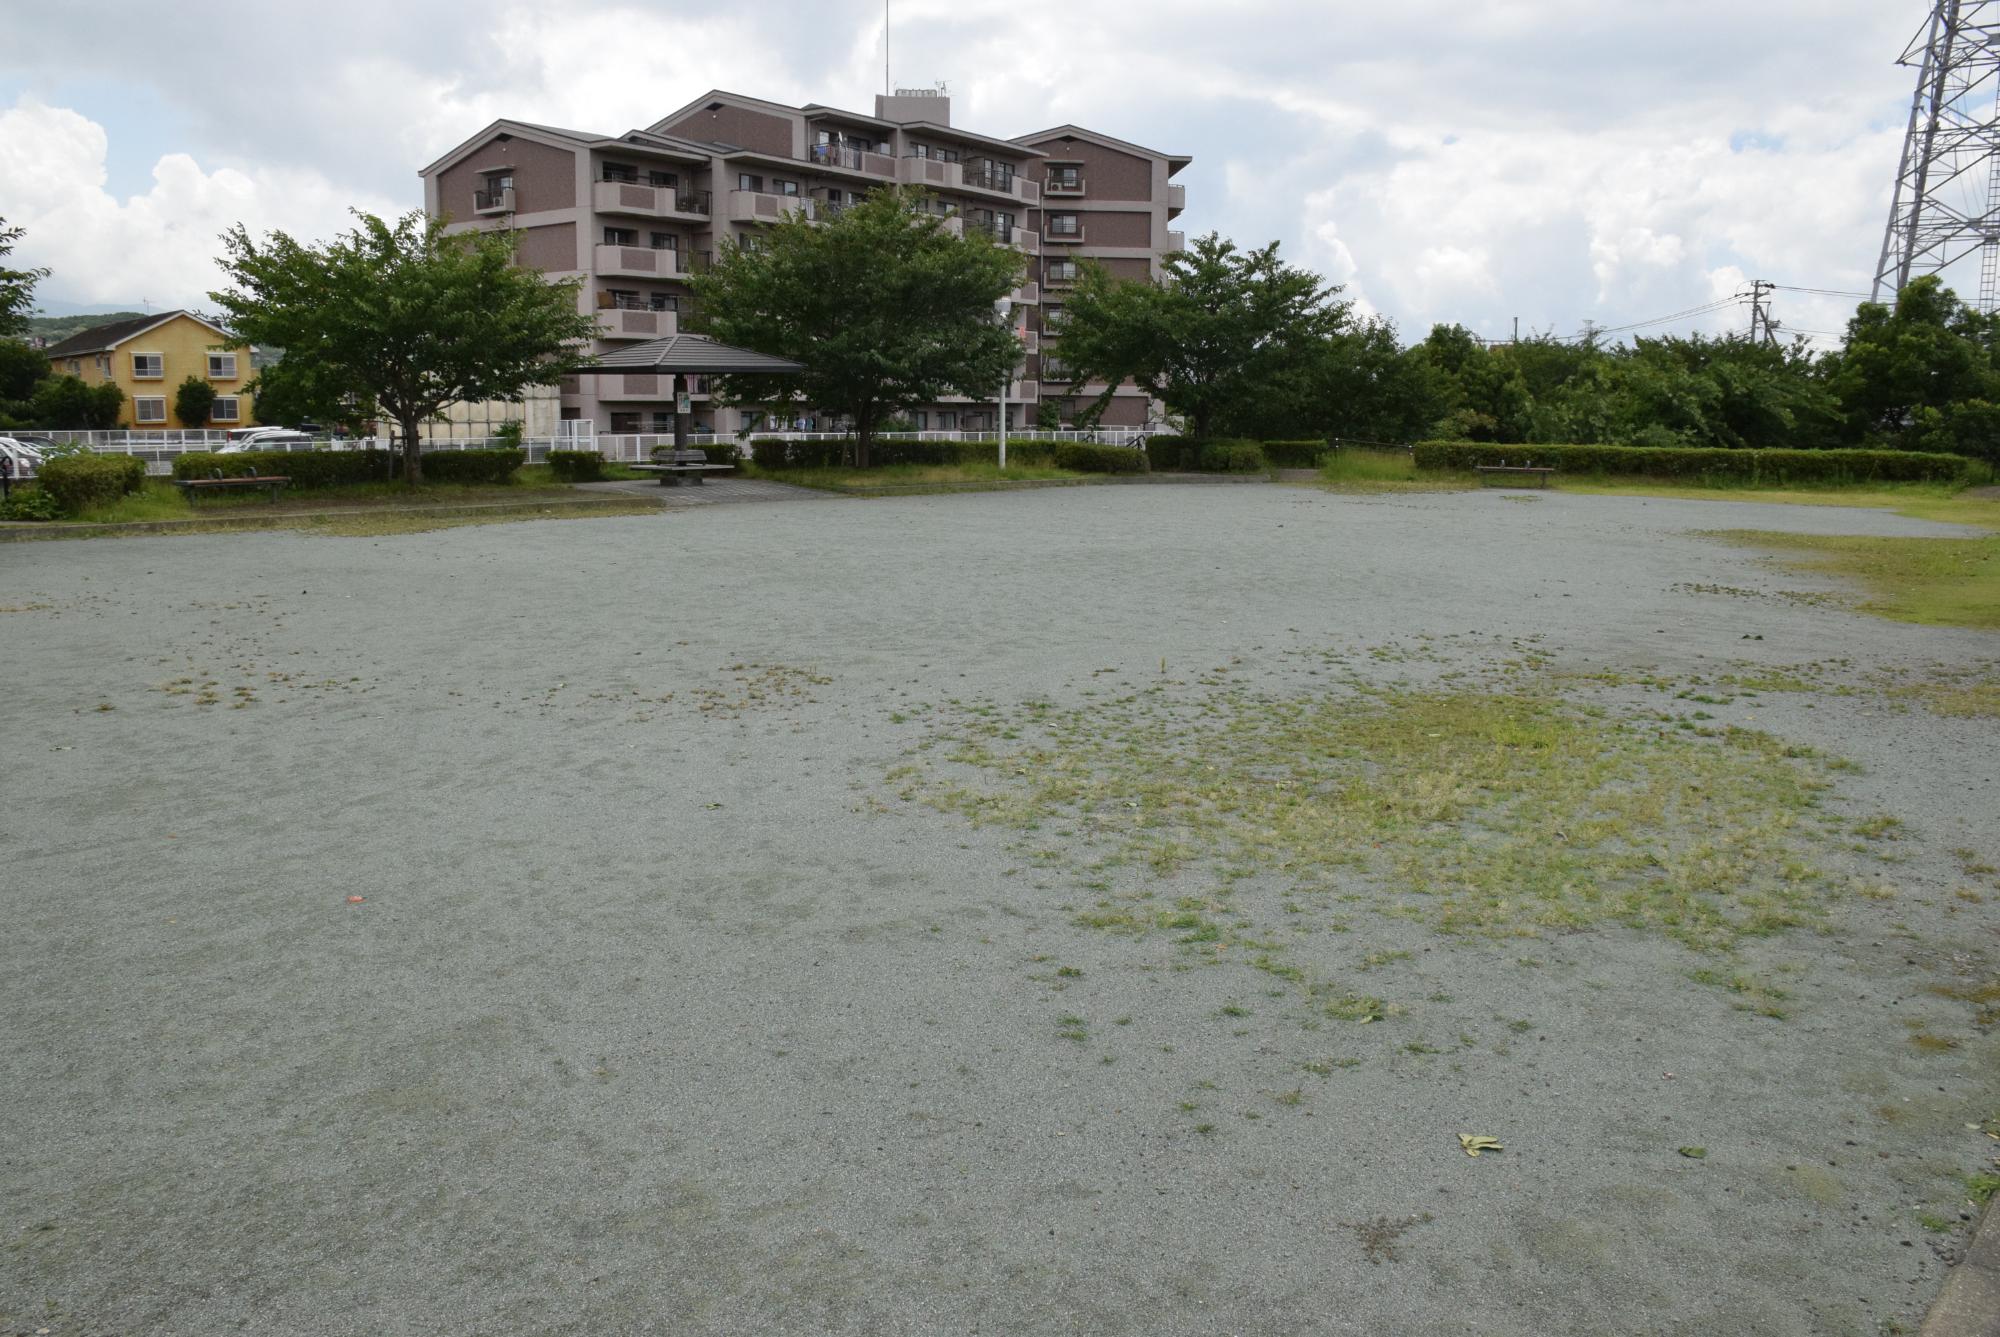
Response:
[907, 678, 1845, 952]
[1315, 449, 1475, 493]
[1701, 524, 1999, 630]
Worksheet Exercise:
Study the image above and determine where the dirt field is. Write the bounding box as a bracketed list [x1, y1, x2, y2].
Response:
[3, 484, 1996, 1336]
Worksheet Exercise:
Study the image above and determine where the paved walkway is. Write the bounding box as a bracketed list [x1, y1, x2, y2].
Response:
[576, 477, 827, 506]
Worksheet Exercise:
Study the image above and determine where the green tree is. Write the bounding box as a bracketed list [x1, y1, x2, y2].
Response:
[1054, 234, 1350, 440]
[245, 358, 376, 434]
[0, 217, 50, 338]
[174, 374, 217, 430]
[0, 337, 49, 407]
[1828, 276, 2000, 445]
[689, 188, 1021, 467]
[210, 210, 596, 482]
[31, 375, 123, 429]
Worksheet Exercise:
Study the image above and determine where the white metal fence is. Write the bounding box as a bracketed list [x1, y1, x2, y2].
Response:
[44, 426, 1151, 475]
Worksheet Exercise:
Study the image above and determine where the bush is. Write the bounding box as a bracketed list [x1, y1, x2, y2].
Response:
[547, 449, 606, 482]
[414, 447, 524, 484]
[702, 441, 743, 467]
[1409, 440, 1972, 484]
[1197, 440, 1267, 473]
[175, 449, 393, 488]
[174, 375, 216, 430]
[1052, 442, 1149, 473]
[1260, 439, 1331, 468]
[1144, 435, 1192, 471]
[0, 486, 61, 521]
[747, 438, 1060, 471]
[35, 453, 147, 515]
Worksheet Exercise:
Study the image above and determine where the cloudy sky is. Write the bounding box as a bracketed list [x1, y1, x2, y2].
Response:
[0, 1, 1940, 345]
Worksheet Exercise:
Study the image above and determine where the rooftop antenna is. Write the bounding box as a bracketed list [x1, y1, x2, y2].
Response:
[884, 0, 890, 96]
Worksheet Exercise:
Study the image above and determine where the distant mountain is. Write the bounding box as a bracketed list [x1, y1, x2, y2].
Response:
[24, 311, 151, 346]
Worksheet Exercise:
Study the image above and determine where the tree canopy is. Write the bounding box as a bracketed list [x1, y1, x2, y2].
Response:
[210, 210, 597, 481]
[689, 188, 1022, 466]
[0, 217, 49, 339]
[1053, 233, 1352, 440]
[174, 375, 216, 431]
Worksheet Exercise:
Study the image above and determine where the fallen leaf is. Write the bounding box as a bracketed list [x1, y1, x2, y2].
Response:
[346, 896, 365, 904]
[1458, 1134, 1503, 1157]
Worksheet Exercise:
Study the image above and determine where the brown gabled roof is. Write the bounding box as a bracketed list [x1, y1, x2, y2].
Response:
[42, 310, 234, 358]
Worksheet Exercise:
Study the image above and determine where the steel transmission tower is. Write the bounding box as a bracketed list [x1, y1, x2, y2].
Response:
[1874, 1, 2000, 311]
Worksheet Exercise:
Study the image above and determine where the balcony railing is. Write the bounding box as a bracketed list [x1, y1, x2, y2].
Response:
[474, 187, 515, 213]
[1045, 266, 1079, 288]
[962, 167, 1021, 195]
[596, 307, 679, 340]
[1168, 182, 1186, 215]
[593, 180, 711, 218]
[728, 191, 815, 223]
[1044, 177, 1085, 196]
[809, 142, 896, 175]
[898, 155, 962, 188]
[1166, 230, 1186, 252]
[1045, 222, 1085, 244]
[594, 243, 682, 278]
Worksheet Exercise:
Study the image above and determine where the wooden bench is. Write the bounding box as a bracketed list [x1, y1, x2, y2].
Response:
[1475, 463, 1555, 488]
[629, 448, 734, 486]
[175, 469, 291, 503]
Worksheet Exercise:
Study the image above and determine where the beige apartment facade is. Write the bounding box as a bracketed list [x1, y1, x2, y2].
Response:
[419, 89, 1187, 436]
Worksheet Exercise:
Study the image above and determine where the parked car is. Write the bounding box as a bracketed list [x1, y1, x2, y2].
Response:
[0, 435, 47, 479]
[219, 426, 317, 453]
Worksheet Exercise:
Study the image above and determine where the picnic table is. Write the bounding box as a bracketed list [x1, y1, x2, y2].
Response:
[629, 448, 734, 486]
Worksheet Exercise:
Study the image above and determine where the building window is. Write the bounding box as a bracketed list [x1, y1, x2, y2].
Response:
[1047, 260, 1078, 282]
[650, 411, 676, 432]
[476, 172, 513, 209]
[1048, 214, 1080, 237]
[134, 396, 167, 423]
[737, 172, 763, 192]
[912, 411, 928, 429]
[601, 163, 638, 183]
[603, 227, 637, 246]
[1047, 163, 1083, 190]
[772, 179, 799, 197]
[938, 411, 957, 430]
[210, 396, 241, 422]
[648, 232, 678, 251]
[207, 353, 237, 379]
[132, 352, 164, 379]
[647, 293, 679, 313]
[1044, 304, 1066, 330]
[94, 353, 112, 376]
[647, 169, 677, 188]
[66, 358, 81, 375]
[610, 412, 641, 433]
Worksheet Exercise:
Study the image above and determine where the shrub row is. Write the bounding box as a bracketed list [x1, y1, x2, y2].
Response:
[1260, 439, 1333, 468]
[1143, 437, 1272, 473]
[547, 450, 606, 483]
[746, 438, 1064, 470]
[1410, 440, 1972, 484]
[416, 448, 524, 484]
[36, 453, 147, 515]
[174, 449, 394, 487]
[1052, 442, 1149, 473]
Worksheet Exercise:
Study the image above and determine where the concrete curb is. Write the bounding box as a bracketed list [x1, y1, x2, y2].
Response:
[1921, 1192, 2000, 1337]
[818, 472, 1272, 498]
[0, 495, 654, 542]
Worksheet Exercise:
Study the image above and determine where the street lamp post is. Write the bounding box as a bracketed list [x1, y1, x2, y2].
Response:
[994, 295, 1013, 469]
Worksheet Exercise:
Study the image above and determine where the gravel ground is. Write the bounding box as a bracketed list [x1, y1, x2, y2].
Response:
[3, 484, 1998, 1337]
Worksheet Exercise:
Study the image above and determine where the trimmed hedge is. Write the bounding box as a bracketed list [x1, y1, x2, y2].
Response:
[1260, 439, 1332, 468]
[1143, 436, 1276, 472]
[1197, 440, 1267, 473]
[417, 447, 524, 484]
[547, 449, 606, 482]
[36, 453, 147, 515]
[175, 449, 392, 488]
[1410, 440, 1972, 484]
[747, 438, 1063, 470]
[1052, 442, 1149, 473]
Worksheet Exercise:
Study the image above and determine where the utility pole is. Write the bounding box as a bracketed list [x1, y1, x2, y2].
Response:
[1579, 319, 1598, 345]
[1874, 1, 2000, 311]
[1512, 316, 1519, 344]
[1747, 279, 1778, 345]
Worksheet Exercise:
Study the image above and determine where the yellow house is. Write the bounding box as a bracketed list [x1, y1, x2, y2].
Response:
[42, 310, 258, 430]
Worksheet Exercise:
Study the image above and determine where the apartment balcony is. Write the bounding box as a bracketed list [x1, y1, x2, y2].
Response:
[1045, 223, 1085, 245]
[597, 373, 711, 402]
[1165, 230, 1186, 252]
[1010, 281, 1040, 305]
[592, 180, 711, 219]
[808, 142, 896, 176]
[596, 306, 679, 340]
[1044, 268, 1077, 290]
[963, 166, 1035, 202]
[1013, 379, 1039, 400]
[1021, 329, 1039, 354]
[898, 155, 963, 190]
[473, 187, 515, 214]
[728, 190, 814, 224]
[1168, 183, 1186, 217]
[594, 244, 683, 278]
[1044, 177, 1085, 198]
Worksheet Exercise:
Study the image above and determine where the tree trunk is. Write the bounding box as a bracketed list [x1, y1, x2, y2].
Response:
[401, 416, 424, 485]
[854, 405, 873, 470]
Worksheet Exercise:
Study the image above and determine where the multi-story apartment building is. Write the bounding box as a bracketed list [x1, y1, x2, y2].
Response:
[419, 89, 1187, 436]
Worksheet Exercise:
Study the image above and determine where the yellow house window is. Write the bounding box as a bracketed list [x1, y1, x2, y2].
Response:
[210, 396, 241, 422]
[134, 397, 167, 423]
[132, 352, 164, 379]
[94, 354, 111, 377]
[207, 353, 237, 379]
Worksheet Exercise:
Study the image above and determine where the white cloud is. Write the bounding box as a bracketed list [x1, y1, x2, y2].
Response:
[0, 99, 401, 311]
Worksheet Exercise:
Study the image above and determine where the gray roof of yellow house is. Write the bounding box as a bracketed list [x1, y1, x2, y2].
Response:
[42, 310, 234, 359]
